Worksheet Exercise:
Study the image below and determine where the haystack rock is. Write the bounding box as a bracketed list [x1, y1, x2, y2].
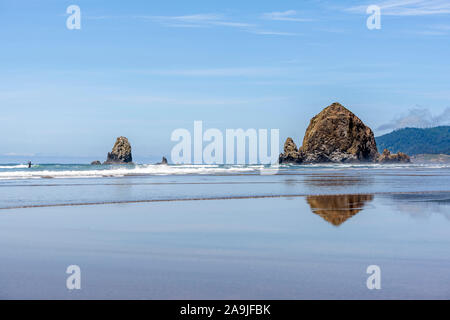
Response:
[300, 102, 378, 163]
[377, 149, 410, 163]
[279, 102, 409, 164]
[103, 136, 133, 164]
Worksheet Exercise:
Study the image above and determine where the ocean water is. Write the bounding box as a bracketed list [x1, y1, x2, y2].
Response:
[0, 163, 449, 299]
[0, 163, 449, 208]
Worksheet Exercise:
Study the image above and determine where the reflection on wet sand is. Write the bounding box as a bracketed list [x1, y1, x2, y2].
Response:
[302, 175, 370, 187]
[306, 194, 373, 226]
[385, 193, 450, 221]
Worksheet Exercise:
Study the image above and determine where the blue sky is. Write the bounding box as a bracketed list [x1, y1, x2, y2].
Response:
[1, 0, 449, 162]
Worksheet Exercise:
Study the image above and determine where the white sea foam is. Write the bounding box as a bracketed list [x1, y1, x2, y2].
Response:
[0, 163, 448, 180]
[0, 164, 30, 169]
[0, 164, 260, 180]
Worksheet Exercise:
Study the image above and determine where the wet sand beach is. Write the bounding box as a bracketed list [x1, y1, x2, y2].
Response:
[0, 165, 449, 299]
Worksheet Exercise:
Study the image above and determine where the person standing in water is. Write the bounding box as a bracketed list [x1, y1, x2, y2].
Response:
[27, 161, 32, 168]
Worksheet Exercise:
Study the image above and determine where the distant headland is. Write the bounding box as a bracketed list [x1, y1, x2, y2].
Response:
[376, 126, 450, 155]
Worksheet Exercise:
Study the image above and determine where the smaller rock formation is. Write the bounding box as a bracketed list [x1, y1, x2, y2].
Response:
[279, 138, 303, 164]
[90, 160, 101, 165]
[158, 156, 168, 165]
[104, 136, 133, 164]
[377, 149, 411, 163]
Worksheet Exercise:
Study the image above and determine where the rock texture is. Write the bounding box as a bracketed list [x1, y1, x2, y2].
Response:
[278, 138, 304, 164]
[279, 102, 410, 164]
[90, 160, 101, 165]
[104, 136, 133, 164]
[377, 149, 410, 163]
[301, 102, 378, 163]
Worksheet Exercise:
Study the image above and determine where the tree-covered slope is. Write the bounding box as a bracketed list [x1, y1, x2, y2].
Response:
[375, 126, 450, 155]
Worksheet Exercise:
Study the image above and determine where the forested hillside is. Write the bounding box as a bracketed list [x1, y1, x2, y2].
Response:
[376, 126, 450, 155]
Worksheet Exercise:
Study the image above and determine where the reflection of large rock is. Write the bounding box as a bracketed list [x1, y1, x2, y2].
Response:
[104, 136, 133, 164]
[279, 102, 410, 164]
[306, 194, 373, 226]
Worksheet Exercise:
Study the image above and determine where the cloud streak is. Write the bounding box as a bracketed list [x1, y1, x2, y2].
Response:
[249, 30, 301, 36]
[108, 94, 288, 106]
[86, 11, 309, 36]
[346, 0, 450, 16]
[261, 10, 313, 22]
[135, 66, 294, 77]
[416, 24, 450, 35]
[142, 13, 255, 28]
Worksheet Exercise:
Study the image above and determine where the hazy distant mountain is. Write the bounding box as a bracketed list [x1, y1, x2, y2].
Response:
[376, 126, 450, 155]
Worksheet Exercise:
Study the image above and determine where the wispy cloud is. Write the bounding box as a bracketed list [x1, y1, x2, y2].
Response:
[84, 15, 113, 20]
[249, 30, 301, 36]
[139, 13, 255, 29]
[399, 23, 450, 36]
[135, 67, 292, 77]
[415, 30, 447, 35]
[108, 94, 288, 106]
[346, 0, 450, 16]
[85, 13, 254, 28]
[417, 24, 450, 35]
[377, 107, 450, 131]
[262, 10, 313, 22]
[85, 12, 308, 36]
[433, 24, 450, 30]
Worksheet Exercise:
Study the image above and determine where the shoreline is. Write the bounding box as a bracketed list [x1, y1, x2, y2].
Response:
[1, 166, 449, 181]
[2, 190, 450, 211]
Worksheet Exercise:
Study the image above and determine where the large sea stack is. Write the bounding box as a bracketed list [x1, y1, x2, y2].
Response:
[104, 136, 133, 164]
[279, 102, 410, 164]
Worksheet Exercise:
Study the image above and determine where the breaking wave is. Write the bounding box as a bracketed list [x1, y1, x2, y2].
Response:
[0, 162, 448, 180]
[0, 164, 32, 169]
[0, 164, 262, 180]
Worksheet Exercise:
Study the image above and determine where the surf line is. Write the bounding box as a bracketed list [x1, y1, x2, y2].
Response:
[1, 190, 450, 211]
